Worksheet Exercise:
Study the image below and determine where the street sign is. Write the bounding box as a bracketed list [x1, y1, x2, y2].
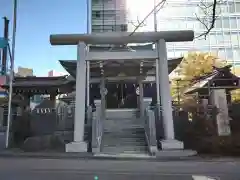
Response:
[0, 37, 8, 48]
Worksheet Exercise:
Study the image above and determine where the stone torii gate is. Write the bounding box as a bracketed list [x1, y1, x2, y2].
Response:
[50, 31, 194, 152]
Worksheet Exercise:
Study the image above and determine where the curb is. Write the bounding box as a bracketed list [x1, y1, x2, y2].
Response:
[0, 151, 204, 161]
[0, 152, 93, 160]
[0, 151, 238, 162]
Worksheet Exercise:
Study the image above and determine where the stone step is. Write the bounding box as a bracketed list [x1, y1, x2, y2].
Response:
[94, 153, 152, 158]
[102, 139, 146, 145]
[104, 118, 142, 122]
[103, 135, 145, 139]
[101, 145, 147, 153]
[103, 128, 145, 133]
[102, 144, 147, 149]
[101, 115, 147, 154]
[104, 122, 143, 127]
[104, 119, 143, 126]
[102, 140, 147, 146]
[104, 125, 144, 129]
[104, 124, 144, 130]
[104, 128, 144, 132]
[102, 134, 146, 140]
[102, 140, 146, 146]
[102, 135, 146, 140]
[103, 133, 145, 140]
[105, 110, 137, 119]
[104, 121, 143, 125]
[103, 128, 144, 132]
[105, 117, 140, 121]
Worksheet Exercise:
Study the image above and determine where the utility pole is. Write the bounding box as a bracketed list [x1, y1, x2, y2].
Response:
[154, 0, 161, 110]
[1, 17, 9, 75]
[86, 0, 90, 107]
[6, 0, 17, 148]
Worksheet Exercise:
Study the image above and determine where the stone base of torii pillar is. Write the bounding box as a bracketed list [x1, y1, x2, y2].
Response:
[66, 142, 88, 152]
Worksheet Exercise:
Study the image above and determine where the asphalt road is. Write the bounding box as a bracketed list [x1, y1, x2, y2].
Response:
[0, 158, 240, 180]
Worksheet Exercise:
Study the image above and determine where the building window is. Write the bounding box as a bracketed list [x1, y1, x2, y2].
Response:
[220, 4, 228, 13]
[215, 33, 224, 45]
[233, 49, 240, 61]
[103, 10, 115, 18]
[93, 11, 101, 18]
[215, 19, 222, 28]
[103, 25, 113, 32]
[120, 24, 127, 32]
[230, 18, 237, 29]
[210, 34, 217, 45]
[228, 2, 235, 13]
[231, 33, 239, 45]
[236, 2, 240, 12]
[226, 49, 234, 60]
[223, 19, 230, 28]
[218, 49, 225, 59]
[224, 32, 231, 44]
[112, 25, 116, 32]
[92, 25, 103, 32]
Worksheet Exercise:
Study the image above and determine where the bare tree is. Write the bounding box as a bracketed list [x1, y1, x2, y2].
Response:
[128, 16, 147, 29]
[129, 0, 167, 36]
[195, 0, 224, 39]
[129, 0, 222, 39]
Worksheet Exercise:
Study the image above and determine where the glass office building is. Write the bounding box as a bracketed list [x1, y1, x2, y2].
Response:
[91, 0, 128, 33]
[154, 0, 240, 67]
[90, 0, 240, 66]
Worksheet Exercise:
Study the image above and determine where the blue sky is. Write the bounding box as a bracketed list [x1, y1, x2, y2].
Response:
[0, 0, 87, 76]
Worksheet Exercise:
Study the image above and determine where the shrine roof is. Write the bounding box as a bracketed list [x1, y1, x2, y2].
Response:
[185, 65, 240, 94]
[59, 57, 182, 78]
[2, 75, 71, 88]
[1, 75, 75, 95]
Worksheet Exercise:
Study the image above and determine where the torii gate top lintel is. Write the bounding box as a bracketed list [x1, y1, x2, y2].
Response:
[50, 30, 194, 46]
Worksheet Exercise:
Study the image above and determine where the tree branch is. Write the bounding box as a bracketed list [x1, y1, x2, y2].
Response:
[127, 0, 222, 40]
[129, 0, 167, 36]
[195, 0, 223, 39]
[128, 16, 147, 28]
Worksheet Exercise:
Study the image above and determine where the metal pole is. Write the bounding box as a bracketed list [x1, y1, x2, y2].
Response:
[2, 17, 9, 75]
[6, 0, 17, 148]
[86, 0, 90, 106]
[0, 49, 1, 71]
[87, 0, 89, 34]
[154, 0, 161, 110]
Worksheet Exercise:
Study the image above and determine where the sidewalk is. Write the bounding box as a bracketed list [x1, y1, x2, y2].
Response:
[0, 149, 239, 162]
[0, 149, 93, 159]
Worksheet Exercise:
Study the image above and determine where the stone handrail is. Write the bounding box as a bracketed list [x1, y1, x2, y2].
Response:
[144, 106, 157, 155]
[86, 105, 93, 126]
[92, 100, 103, 153]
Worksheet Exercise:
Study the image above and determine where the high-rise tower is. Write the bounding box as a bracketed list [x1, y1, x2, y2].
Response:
[91, 0, 128, 33]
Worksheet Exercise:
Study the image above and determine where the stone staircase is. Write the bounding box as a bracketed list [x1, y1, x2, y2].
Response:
[100, 109, 148, 155]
